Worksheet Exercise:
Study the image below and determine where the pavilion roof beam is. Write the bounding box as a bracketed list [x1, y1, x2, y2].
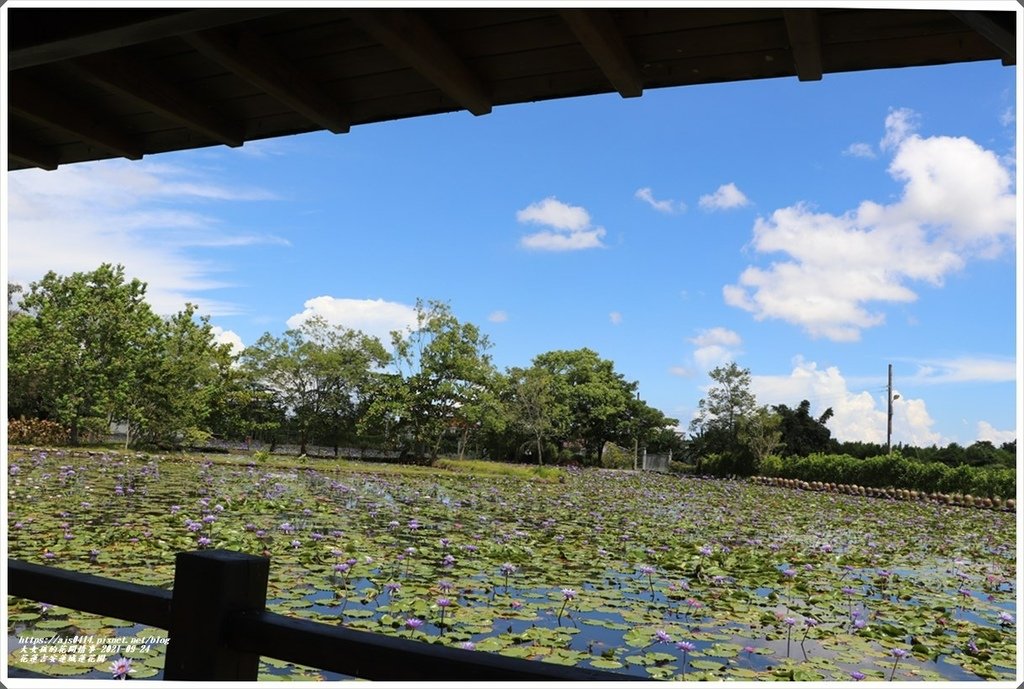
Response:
[949, 10, 1016, 64]
[9, 75, 143, 160]
[783, 9, 824, 82]
[560, 9, 643, 98]
[66, 52, 244, 148]
[8, 132, 58, 171]
[350, 10, 492, 116]
[9, 9, 284, 70]
[184, 28, 350, 134]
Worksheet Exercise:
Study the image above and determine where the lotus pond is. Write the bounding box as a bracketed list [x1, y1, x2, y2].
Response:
[5, 449, 1018, 681]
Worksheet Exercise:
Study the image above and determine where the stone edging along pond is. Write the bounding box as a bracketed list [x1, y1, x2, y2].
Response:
[751, 475, 1016, 511]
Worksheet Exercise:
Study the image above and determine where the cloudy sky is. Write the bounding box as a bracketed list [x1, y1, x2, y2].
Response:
[5, 57, 1019, 448]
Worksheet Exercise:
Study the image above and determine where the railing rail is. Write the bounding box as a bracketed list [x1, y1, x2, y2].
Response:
[8, 550, 638, 682]
[8, 559, 172, 629]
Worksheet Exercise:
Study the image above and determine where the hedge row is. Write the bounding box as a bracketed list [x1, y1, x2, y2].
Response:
[757, 453, 1015, 500]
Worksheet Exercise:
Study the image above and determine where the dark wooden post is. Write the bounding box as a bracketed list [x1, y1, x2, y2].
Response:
[164, 549, 270, 680]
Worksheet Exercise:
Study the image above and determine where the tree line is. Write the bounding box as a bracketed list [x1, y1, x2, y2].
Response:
[7, 265, 680, 463]
[685, 361, 1016, 474]
[9, 265, 1013, 470]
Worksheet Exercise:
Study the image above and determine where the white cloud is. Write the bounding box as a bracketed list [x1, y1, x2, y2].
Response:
[903, 357, 1015, 384]
[843, 142, 876, 159]
[7, 160, 283, 316]
[635, 187, 684, 213]
[520, 228, 606, 251]
[286, 296, 418, 344]
[516, 197, 590, 231]
[669, 366, 694, 377]
[688, 327, 742, 370]
[488, 310, 509, 323]
[609, 311, 623, 325]
[999, 106, 1015, 128]
[751, 358, 946, 446]
[517, 196, 607, 251]
[698, 183, 750, 211]
[879, 106, 919, 152]
[976, 421, 1016, 445]
[210, 326, 245, 356]
[725, 115, 1016, 341]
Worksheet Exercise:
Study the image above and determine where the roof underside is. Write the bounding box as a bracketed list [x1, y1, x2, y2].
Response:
[5, 6, 1017, 171]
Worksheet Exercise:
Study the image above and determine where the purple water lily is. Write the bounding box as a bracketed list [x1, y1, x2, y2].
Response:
[557, 588, 576, 623]
[889, 648, 908, 680]
[110, 656, 133, 680]
[677, 640, 696, 678]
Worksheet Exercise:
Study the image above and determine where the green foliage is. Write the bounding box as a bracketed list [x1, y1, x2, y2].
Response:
[737, 406, 783, 468]
[689, 362, 758, 474]
[7, 264, 160, 443]
[531, 348, 638, 461]
[241, 315, 389, 455]
[758, 452, 1014, 499]
[505, 365, 569, 465]
[758, 454, 784, 476]
[774, 400, 832, 457]
[7, 418, 69, 445]
[367, 300, 497, 460]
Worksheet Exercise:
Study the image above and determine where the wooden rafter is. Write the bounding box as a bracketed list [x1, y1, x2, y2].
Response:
[9, 9, 284, 70]
[67, 53, 244, 148]
[783, 9, 823, 82]
[8, 133, 58, 171]
[950, 10, 1016, 63]
[350, 10, 492, 116]
[184, 28, 350, 135]
[9, 75, 143, 159]
[561, 10, 643, 98]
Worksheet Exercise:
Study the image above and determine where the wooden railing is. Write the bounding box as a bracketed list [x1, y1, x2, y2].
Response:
[8, 550, 636, 681]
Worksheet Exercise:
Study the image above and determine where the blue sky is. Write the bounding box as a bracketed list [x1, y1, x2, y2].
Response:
[6, 58, 1019, 448]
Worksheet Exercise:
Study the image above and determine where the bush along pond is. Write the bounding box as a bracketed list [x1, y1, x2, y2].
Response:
[6, 449, 1017, 681]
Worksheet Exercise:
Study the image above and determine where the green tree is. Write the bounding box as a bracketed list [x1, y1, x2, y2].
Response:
[8, 265, 160, 444]
[205, 365, 286, 448]
[506, 365, 568, 465]
[738, 405, 784, 469]
[8, 282, 23, 321]
[241, 316, 388, 456]
[688, 362, 758, 472]
[124, 304, 235, 447]
[531, 348, 637, 464]
[375, 300, 496, 460]
[774, 400, 833, 457]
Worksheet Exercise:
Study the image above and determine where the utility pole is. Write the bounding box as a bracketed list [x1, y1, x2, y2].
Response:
[633, 390, 640, 471]
[886, 364, 894, 454]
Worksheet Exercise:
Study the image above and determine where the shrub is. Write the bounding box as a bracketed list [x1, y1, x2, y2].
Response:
[699, 453, 735, 477]
[758, 452, 1014, 499]
[8, 418, 69, 445]
[759, 454, 784, 476]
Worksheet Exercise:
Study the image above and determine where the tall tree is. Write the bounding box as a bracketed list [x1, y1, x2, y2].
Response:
[372, 300, 496, 460]
[123, 304, 234, 447]
[531, 348, 636, 463]
[241, 316, 388, 455]
[688, 362, 758, 472]
[506, 365, 568, 465]
[774, 400, 833, 457]
[738, 405, 784, 468]
[8, 265, 160, 444]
